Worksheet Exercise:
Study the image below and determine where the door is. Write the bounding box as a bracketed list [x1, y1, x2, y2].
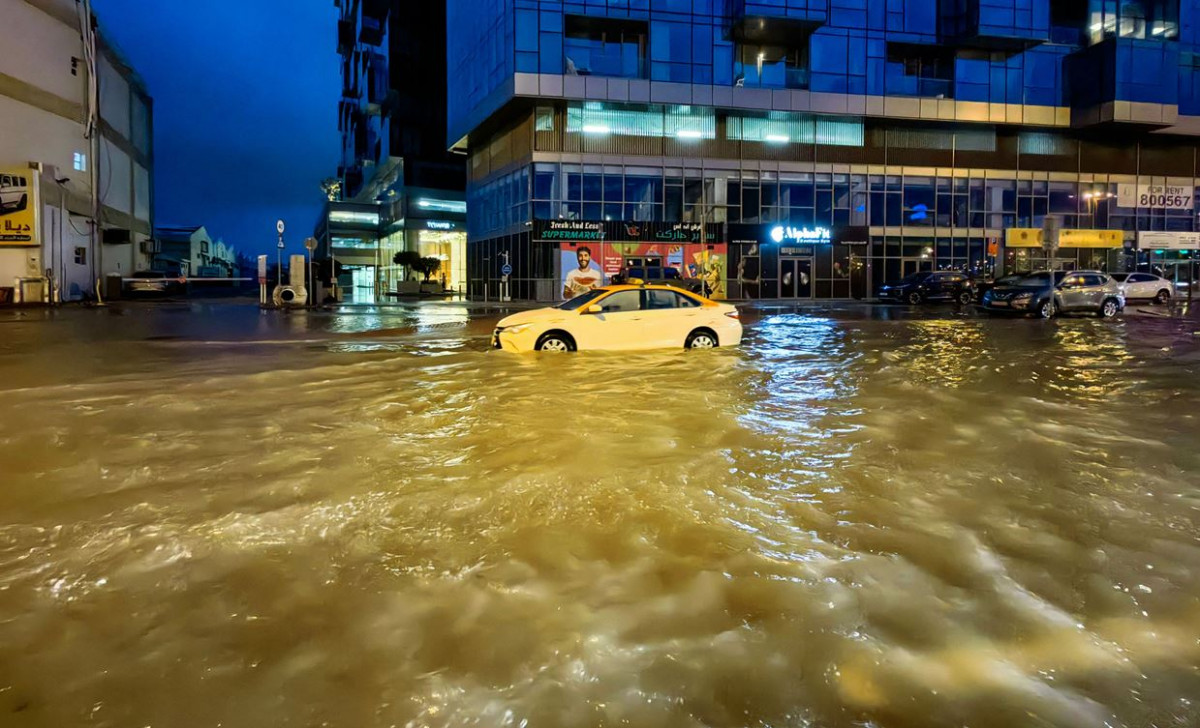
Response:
[901, 258, 933, 278]
[1080, 273, 1109, 308]
[642, 288, 702, 348]
[1159, 263, 1194, 297]
[1056, 273, 1089, 311]
[1124, 273, 1155, 299]
[779, 258, 812, 298]
[570, 289, 645, 350]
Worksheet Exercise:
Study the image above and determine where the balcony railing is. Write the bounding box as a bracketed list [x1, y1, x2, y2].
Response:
[564, 42, 646, 79]
[885, 76, 954, 99]
[734, 63, 809, 89]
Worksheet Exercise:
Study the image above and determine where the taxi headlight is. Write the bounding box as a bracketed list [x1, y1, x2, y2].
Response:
[505, 323, 533, 335]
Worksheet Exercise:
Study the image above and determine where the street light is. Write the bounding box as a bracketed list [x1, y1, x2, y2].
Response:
[1079, 190, 1115, 228]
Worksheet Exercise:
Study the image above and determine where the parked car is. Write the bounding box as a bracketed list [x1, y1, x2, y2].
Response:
[492, 284, 742, 352]
[613, 265, 708, 296]
[972, 272, 1027, 303]
[1110, 272, 1173, 304]
[126, 271, 184, 297]
[877, 270, 975, 305]
[0, 173, 29, 213]
[980, 270, 1124, 319]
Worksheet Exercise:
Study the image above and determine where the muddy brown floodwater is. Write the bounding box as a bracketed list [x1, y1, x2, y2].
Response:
[0, 302, 1199, 728]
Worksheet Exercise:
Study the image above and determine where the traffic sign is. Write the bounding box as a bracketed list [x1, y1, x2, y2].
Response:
[276, 219, 286, 235]
[278, 238, 285, 249]
[500, 263, 512, 276]
[304, 236, 318, 252]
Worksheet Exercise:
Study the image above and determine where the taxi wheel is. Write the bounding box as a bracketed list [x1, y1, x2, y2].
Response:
[535, 332, 575, 352]
[686, 330, 718, 349]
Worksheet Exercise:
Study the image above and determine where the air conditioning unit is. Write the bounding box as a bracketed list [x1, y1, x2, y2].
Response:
[140, 239, 159, 255]
[273, 285, 308, 307]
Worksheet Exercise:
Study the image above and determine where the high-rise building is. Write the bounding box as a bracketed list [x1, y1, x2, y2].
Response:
[0, 0, 155, 303]
[449, 0, 1200, 302]
[318, 0, 467, 302]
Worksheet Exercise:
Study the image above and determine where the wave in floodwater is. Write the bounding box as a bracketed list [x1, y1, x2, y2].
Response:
[0, 310, 1199, 727]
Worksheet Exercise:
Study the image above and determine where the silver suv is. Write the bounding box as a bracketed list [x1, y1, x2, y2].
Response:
[981, 270, 1125, 319]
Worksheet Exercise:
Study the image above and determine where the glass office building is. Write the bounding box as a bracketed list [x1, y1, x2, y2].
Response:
[317, 0, 467, 301]
[448, 0, 1200, 301]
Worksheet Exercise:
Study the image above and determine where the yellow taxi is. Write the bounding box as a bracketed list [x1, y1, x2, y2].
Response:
[492, 285, 743, 353]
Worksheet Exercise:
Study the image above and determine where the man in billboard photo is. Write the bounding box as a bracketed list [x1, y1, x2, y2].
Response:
[563, 246, 604, 299]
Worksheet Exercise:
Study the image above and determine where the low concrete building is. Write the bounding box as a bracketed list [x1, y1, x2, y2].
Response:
[0, 0, 155, 302]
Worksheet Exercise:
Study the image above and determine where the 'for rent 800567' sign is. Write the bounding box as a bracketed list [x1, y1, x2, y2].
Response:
[1118, 184, 1194, 210]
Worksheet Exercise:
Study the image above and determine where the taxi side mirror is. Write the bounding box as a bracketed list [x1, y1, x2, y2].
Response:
[584, 304, 603, 314]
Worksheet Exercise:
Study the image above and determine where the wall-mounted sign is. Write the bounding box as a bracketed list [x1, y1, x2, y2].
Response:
[425, 220, 456, 231]
[534, 220, 606, 241]
[0, 167, 37, 246]
[1118, 184, 1194, 210]
[533, 220, 719, 243]
[1137, 231, 1200, 250]
[729, 224, 868, 248]
[770, 225, 832, 244]
[1006, 228, 1124, 249]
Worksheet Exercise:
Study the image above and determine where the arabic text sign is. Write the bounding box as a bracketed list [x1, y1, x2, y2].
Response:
[0, 167, 37, 246]
[1117, 184, 1194, 210]
[1137, 231, 1200, 250]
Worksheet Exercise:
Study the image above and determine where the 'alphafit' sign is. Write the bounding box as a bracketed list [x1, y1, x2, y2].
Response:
[770, 225, 832, 244]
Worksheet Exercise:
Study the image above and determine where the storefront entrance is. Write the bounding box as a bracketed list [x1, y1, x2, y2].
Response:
[1159, 260, 1197, 295]
[900, 257, 933, 277]
[779, 257, 813, 299]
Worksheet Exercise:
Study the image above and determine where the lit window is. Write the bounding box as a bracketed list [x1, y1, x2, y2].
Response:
[73, 152, 87, 172]
[416, 199, 467, 213]
[329, 210, 381, 225]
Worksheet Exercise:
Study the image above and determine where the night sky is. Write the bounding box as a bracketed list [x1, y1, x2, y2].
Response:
[93, 0, 341, 257]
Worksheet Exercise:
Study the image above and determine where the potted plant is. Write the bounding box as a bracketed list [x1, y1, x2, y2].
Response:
[393, 250, 422, 295]
[416, 257, 442, 295]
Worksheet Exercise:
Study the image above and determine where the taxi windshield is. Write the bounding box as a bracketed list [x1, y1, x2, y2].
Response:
[556, 289, 608, 311]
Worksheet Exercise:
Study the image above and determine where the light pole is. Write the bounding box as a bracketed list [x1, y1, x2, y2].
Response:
[304, 237, 318, 307]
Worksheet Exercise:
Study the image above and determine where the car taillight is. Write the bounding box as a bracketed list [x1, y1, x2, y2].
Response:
[725, 310, 740, 319]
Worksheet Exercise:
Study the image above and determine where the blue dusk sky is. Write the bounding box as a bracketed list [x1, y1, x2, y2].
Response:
[93, 0, 341, 256]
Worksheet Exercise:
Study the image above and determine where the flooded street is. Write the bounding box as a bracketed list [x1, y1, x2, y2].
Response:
[1, 302, 1199, 728]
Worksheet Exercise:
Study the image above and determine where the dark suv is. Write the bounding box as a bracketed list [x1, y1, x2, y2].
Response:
[877, 270, 975, 305]
[613, 265, 707, 295]
[980, 270, 1125, 319]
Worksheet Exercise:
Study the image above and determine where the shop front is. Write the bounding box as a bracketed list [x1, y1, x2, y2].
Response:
[726, 224, 870, 300]
[1136, 231, 1199, 294]
[1002, 229, 1126, 274]
[534, 221, 726, 300]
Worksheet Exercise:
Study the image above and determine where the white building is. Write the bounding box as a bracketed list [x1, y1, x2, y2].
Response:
[154, 225, 237, 278]
[0, 0, 154, 302]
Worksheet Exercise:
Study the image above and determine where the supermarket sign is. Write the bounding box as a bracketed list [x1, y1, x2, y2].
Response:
[1117, 184, 1194, 210]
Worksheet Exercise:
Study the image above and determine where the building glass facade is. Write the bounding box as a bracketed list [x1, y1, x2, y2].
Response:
[319, 0, 467, 302]
[449, 0, 1200, 301]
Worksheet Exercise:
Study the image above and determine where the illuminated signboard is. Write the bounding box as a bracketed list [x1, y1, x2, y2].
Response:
[770, 225, 832, 244]
[426, 220, 454, 231]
